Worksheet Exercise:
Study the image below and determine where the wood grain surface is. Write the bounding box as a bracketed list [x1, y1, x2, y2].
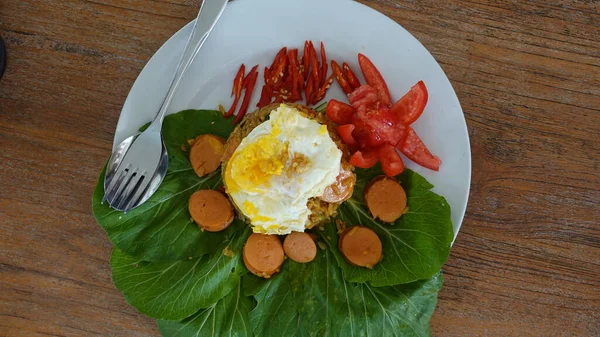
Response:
[1, 0, 599, 336]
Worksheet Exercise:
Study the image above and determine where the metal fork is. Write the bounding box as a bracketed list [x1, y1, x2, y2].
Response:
[103, 0, 229, 212]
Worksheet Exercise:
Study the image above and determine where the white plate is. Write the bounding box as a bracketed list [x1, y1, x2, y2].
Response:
[113, 0, 471, 241]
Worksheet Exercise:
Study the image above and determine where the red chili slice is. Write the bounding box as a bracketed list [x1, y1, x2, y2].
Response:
[397, 127, 441, 171]
[326, 99, 355, 125]
[270, 47, 287, 72]
[358, 53, 391, 107]
[331, 60, 353, 95]
[263, 66, 271, 87]
[305, 69, 314, 106]
[303, 41, 310, 79]
[257, 84, 272, 108]
[349, 150, 379, 169]
[224, 64, 245, 117]
[309, 41, 320, 88]
[296, 64, 305, 94]
[234, 65, 259, 124]
[337, 124, 357, 146]
[274, 74, 294, 103]
[313, 74, 334, 104]
[391, 80, 429, 125]
[270, 54, 288, 89]
[320, 41, 328, 85]
[287, 49, 301, 102]
[343, 62, 361, 90]
[378, 144, 405, 177]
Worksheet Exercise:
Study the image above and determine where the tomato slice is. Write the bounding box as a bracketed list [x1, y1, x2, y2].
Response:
[337, 124, 357, 146]
[352, 108, 406, 148]
[391, 81, 428, 125]
[349, 150, 379, 169]
[378, 144, 405, 177]
[358, 53, 391, 107]
[348, 85, 379, 112]
[397, 127, 441, 171]
[326, 99, 355, 125]
[351, 117, 381, 149]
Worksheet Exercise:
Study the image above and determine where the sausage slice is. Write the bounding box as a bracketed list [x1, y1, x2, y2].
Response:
[364, 176, 407, 223]
[243, 233, 285, 278]
[283, 232, 317, 263]
[338, 226, 382, 269]
[188, 190, 234, 232]
[189, 134, 225, 177]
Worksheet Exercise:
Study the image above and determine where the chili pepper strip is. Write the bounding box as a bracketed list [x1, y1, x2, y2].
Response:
[234, 65, 259, 124]
[343, 62, 361, 90]
[224, 64, 246, 117]
[331, 60, 353, 95]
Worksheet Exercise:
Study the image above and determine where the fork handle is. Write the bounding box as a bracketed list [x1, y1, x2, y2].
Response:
[148, 0, 229, 131]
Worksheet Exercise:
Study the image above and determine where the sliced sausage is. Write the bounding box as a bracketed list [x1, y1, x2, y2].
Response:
[243, 233, 285, 278]
[188, 190, 234, 232]
[189, 134, 225, 177]
[320, 160, 356, 203]
[338, 226, 382, 269]
[283, 232, 317, 263]
[364, 176, 407, 223]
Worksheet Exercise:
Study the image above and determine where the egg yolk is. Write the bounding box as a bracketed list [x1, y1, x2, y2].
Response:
[225, 134, 289, 193]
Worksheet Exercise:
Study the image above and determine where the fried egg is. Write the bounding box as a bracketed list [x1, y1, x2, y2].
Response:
[224, 104, 342, 234]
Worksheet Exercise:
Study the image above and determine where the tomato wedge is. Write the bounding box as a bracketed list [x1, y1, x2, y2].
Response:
[397, 127, 441, 171]
[351, 118, 380, 149]
[353, 108, 406, 148]
[337, 124, 357, 146]
[391, 81, 428, 125]
[326, 99, 355, 125]
[349, 150, 379, 169]
[348, 85, 379, 112]
[358, 53, 391, 107]
[378, 144, 405, 177]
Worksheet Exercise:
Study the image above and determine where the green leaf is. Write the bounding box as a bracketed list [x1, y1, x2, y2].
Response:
[110, 222, 250, 320]
[92, 110, 236, 261]
[157, 281, 253, 337]
[288, 248, 442, 337]
[243, 264, 306, 337]
[323, 168, 453, 286]
[241, 247, 441, 337]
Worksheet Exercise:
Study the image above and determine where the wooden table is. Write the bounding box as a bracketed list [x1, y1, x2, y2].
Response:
[1, 1, 598, 336]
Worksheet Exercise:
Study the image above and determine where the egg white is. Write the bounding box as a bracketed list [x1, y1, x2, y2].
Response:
[224, 104, 342, 234]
